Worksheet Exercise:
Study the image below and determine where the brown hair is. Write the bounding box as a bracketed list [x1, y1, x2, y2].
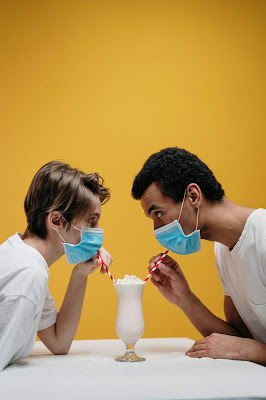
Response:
[24, 161, 110, 239]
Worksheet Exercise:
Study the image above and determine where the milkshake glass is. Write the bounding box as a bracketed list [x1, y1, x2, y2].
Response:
[114, 275, 145, 362]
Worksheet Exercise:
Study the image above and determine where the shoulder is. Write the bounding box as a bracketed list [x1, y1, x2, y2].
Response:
[214, 241, 227, 256]
[244, 209, 266, 251]
[214, 242, 225, 265]
[0, 233, 48, 273]
[0, 234, 48, 300]
[214, 242, 229, 273]
[248, 209, 266, 233]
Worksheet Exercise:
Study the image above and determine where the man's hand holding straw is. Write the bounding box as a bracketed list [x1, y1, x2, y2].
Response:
[146, 250, 192, 307]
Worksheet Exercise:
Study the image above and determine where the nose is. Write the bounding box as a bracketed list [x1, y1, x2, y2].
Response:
[154, 220, 165, 230]
[153, 222, 159, 230]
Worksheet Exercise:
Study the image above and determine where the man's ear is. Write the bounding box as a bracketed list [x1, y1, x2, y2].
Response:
[47, 211, 62, 232]
[187, 183, 202, 208]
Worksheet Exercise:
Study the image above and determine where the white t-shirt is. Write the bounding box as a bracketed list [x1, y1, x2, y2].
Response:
[215, 208, 266, 343]
[0, 233, 58, 372]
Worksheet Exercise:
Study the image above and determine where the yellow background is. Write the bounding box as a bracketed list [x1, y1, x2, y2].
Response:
[0, 0, 265, 341]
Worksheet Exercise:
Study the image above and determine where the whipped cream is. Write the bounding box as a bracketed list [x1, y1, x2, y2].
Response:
[115, 274, 145, 285]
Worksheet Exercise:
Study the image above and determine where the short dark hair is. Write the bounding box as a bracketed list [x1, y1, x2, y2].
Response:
[24, 161, 110, 239]
[132, 147, 224, 203]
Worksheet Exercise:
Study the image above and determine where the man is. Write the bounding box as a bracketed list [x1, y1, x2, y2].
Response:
[0, 161, 112, 372]
[132, 147, 266, 365]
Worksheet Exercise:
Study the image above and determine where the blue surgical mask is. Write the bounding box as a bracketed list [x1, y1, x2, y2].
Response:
[153, 190, 201, 255]
[58, 223, 104, 265]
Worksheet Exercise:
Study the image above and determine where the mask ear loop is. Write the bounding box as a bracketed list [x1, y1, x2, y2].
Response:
[71, 225, 81, 232]
[196, 207, 199, 230]
[56, 215, 67, 243]
[60, 214, 81, 232]
[177, 189, 187, 222]
[57, 215, 80, 243]
[57, 231, 66, 243]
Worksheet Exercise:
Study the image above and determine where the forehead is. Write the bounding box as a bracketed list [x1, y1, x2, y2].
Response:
[79, 194, 101, 220]
[140, 182, 176, 215]
[87, 194, 101, 215]
[92, 195, 101, 212]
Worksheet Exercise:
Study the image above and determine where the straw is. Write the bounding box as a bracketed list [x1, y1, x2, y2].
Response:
[143, 250, 169, 282]
[97, 253, 116, 284]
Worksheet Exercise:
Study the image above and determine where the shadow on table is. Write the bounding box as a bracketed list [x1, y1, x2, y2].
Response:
[139, 343, 192, 355]
[142, 345, 187, 354]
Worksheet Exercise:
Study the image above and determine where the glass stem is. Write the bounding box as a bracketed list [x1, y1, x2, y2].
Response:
[125, 343, 136, 356]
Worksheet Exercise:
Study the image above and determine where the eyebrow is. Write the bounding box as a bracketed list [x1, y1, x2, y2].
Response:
[148, 205, 159, 215]
[88, 212, 100, 220]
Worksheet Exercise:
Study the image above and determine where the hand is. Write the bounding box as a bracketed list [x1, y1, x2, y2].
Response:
[98, 247, 113, 274]
[74, 257, 101, 278]
[186, 333, 251, 361]
[149, 254, 191, 306]
[74, 247, 113, 277]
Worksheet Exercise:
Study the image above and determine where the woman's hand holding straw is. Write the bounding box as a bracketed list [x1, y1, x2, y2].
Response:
[97, 253, 116, 284]
[144, 250, 170, 282]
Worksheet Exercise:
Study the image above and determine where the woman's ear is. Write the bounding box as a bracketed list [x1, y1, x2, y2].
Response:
[187, 183, 202, 208]
[47, 211, 62, 232]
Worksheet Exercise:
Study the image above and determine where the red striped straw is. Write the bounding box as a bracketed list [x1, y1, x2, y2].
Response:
[144, 250, 169, 282]
[97, 253, 116, 284]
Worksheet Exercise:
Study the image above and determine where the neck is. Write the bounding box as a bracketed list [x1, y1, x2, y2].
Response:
[200, 197, 255, 249]
[22, 231, 63, 267]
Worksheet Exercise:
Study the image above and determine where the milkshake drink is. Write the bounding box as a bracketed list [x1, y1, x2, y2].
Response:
[114, 275, 146, 362]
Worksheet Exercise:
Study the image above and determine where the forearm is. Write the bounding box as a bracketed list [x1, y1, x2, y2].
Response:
[53, 267, 88, 352]
[179, 292, 240, 337]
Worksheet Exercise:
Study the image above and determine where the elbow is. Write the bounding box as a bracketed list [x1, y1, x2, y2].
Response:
[52, 349, 69, 356]
[50, 344, 70, 356]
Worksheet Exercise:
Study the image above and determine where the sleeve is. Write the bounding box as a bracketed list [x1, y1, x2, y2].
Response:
[0, 295, 37, 372]
[37, 288, 58, 331]
[214, 242, 230, 296]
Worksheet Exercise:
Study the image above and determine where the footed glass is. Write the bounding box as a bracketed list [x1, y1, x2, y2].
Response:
[114, 282, 145, 362]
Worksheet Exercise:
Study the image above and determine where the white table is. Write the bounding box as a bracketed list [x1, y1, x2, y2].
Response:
[0, 338, 266, 399]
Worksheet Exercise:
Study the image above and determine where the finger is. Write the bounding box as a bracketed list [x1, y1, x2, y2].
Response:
[98, 248, 112, 267]
[153, 267, 165, 278]
[93, 259, 102, 268]
[158, 277, 168, 289]
[148, 262, 155, 272]
[162, 255, 177, 266]
[160, 272, 167, 286]
[186, 343, 206, 354]
[99, 256, 109, 267]
[188, 339, 206, 351]
[83, 257, 101, 266]
[151, 277, 160, 288]
[148, 262, 163, 273]
[96, 254, 110, 270]
[186, 350, 206, 358]
[193, 339, 206, 345]
[100, 265, 106, 274]
[104, 255, 113, 267]
[152, 272, 161, 282]
[153, 269, 167, 284]
[157, 263, 180, 281]
[150, 254, 176, 267]
[149, 254, 163, 265]
[86, 259, 101, 273]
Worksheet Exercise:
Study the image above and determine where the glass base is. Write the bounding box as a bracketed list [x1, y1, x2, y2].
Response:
[115, 343, 146, 362]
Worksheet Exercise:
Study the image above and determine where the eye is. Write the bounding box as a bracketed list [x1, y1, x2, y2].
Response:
[90, 216, 99, 227]
[155, 211, 162, 218]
